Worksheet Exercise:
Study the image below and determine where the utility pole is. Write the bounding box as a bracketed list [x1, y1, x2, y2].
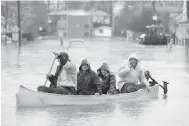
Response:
[152, 1, 156, 14]
[187, 1, 189, 19]
[57, 0, 59, 10]
[112, 0, 114, 37]
[66, 0, 69, 40]
[89, 0, 91, 39]
[5, 1, 9, 46]
[48, 1, 50, 13]
[17, 0, 21, 47]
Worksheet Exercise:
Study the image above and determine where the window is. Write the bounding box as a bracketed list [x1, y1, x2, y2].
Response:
[85, 24, 89, 29]
[85, 32, 89, 37]
[99, 29, 103, 34]
[61, 15, 67, 20]
[64, 32, 67, 37]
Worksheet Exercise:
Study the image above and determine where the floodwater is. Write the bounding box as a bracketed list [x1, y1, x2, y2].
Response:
[1, 39, 189, 126]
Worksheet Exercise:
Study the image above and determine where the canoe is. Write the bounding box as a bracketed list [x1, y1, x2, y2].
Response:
[16, 85, 159, 108]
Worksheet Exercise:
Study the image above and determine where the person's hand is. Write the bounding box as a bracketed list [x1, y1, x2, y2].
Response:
[129, 64, 134, 70]
[99, 78, 102, 82]
[46, 74, 52, 79]
[107, 90, 112, 95]
[95, 93, 101, 96]
[53, 51, 60, 59]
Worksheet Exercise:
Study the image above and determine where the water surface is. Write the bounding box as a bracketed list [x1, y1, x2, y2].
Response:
[1, 39, 189, 126]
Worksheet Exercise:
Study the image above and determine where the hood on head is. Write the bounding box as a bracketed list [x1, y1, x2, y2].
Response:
[99, 62, 110, 73]
[128, 52, 140, 62]
[79, 58, 91, 71]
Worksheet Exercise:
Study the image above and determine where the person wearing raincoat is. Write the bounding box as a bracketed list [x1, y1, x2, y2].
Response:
[97, 63, 118, 94]
[77, 59, 102, 95]
[117, 53, 148, 93]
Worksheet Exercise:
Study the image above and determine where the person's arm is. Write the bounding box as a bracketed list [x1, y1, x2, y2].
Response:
[49, 65, 63, 87]
[107, 75, 116, 94]
[118, 66, 131, 78]
[138, 70, 148, 85]
[93, 72, 102, 95]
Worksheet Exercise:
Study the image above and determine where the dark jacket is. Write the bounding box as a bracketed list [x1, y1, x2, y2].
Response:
[49, 65, 63, 88]
[77, 59, 102, 95]
[97, 63, 117, 94]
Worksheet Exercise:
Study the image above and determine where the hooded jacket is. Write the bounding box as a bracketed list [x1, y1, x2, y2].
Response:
[77, 59, 102, 95]
[97, 63, 117, 94]
[117, 53, 147, 91]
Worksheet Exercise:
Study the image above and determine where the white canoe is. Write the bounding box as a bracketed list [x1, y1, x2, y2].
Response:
[16, 85, 159, 108]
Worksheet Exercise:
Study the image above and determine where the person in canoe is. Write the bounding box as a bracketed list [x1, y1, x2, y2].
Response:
[37, 52, 77, 95]
[117, 52, 148, 93]
[97, 63, 118, 94]
[144, 70, 159, 87]
[77, 59, 102, 95]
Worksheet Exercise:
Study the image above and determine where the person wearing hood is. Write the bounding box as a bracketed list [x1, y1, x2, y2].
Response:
[97, 63, 118, 94]
[37, 52, 77, 95]
[117, 53, 147, 93]
[77, 59, 102, 95]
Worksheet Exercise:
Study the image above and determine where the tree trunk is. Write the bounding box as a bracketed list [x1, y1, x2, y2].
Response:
[5, 1, 9, 45]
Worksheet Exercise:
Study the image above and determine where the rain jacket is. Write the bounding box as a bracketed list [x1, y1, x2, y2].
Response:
[49, 61, 77, 89]
[77, 59, 102, 95]
[97, 63, 117, 94]
[117, 53, 147, 91]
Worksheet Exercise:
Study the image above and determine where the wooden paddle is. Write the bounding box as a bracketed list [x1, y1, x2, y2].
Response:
[44, 52, 59, 86]
[145, 71, 169, 94]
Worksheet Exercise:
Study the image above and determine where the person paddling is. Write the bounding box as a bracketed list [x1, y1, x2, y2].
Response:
[37, 52, 77, 95]
[117, 53, 148, 93]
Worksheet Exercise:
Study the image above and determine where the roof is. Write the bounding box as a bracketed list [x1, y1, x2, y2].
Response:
[93, 26, 113, 29]
[146, 25, 162, 28]
[179, 20, 189, 24]
[48, 9, 111, 17]
[92, 10, 110, 16]
[48, 9, 90, 16]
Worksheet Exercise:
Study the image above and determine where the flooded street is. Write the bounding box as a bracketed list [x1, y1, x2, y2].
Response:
[1, 39, 189, 126]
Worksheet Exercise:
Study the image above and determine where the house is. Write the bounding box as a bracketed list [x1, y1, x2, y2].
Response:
[92, 10, 111, 24]
[1, 16, 5, 35]
[92, 26, 113, 37]
[48, 9, 91, 39]
[169, 0, 189, 45]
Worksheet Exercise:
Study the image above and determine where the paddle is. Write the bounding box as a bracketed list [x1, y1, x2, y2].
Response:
[150, 77, 169, 94]
[145, 71, 169, 94]
[44, 52, 59, 86]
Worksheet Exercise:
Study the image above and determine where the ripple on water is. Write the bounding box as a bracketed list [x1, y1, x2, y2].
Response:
[1, 39, 189, 126]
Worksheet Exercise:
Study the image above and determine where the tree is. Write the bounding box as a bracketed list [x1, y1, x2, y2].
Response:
[19, 1, 48, 37]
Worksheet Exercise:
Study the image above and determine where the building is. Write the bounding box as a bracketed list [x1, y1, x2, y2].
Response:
[92, 26, 113, 37]
[91, 10, 112, 37]
[91, 10, 111, 24]
[1, 16, 5, 35]
[48, 9, 90, 39]
[169, 0, 189, 45]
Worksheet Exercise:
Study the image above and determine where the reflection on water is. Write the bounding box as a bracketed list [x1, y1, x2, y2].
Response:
[1, 39, 189, 126]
